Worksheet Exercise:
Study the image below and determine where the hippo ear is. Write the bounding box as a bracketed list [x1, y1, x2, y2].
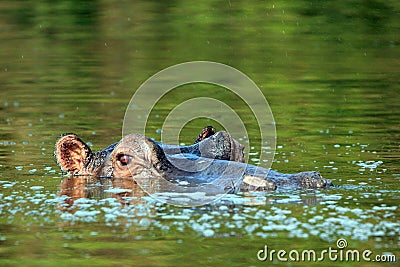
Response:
[194, 126, 215, 144]
[55, 133, 92, 174]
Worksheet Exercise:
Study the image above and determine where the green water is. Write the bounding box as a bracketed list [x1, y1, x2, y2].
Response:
[0, 1, 399, 266]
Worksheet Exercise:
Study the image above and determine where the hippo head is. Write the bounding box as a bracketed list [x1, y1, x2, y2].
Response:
[55, 133, 168, 178]
[55, 130, 245, 179]
[55, 131, 253, 197]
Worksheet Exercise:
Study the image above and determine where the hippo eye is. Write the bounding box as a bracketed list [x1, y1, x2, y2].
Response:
[117, 154, 131, 166]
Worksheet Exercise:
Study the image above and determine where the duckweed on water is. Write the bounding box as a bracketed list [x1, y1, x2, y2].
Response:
[0, 176, 398, 245]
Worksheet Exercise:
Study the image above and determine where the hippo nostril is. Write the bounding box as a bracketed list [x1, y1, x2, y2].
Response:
[117, 154, 131, 166]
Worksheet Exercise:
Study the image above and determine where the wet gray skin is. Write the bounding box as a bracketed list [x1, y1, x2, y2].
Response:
[55, 127, 332, 194]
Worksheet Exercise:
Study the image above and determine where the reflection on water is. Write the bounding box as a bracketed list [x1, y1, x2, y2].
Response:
[59, 175, 147, 211]
[58, 174, 328, 211]
[0, 0, 399, 265]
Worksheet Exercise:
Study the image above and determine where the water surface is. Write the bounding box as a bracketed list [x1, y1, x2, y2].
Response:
[0, 1, 399, 266]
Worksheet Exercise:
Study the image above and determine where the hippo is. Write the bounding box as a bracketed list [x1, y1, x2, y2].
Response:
[55, 126, 331, 197]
